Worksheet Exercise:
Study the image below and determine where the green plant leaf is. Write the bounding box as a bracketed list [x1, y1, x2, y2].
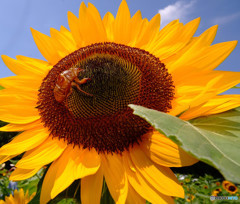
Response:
[101, 179, 114, 204]
[129, 104, 240, 183]
[28, 167, 47, 204]
[0, 85, 4, 90]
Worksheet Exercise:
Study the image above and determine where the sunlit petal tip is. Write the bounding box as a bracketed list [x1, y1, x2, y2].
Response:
[30, 27, 36, 34]
[150, 13, 161, 30]
[231, 40, 238, 47]
[60, 25, 68, 32]
[30, 27, 61, 64]
[10, 167, 41, 181]
[212, 24, 219, 30]
[1, 54, 8, 61]
[49, 27, 57, 35]
[87, 2, 95, 8]
[195, 16, 201, 23]
[79, 1, 87, 17]
[186, 17, 201, 30]
[118, 0, 130, 15]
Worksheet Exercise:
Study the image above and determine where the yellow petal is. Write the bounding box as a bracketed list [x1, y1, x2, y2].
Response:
[169, 40, 237, 75]
[141, 131, 198, 167]
[10, 167, 41, 181]
[74, 148, 100, 179]
[127, 10, 143, 46]
[0, 93, 37, 107]
[31, 28, 61, 65]
[68, 11, 83, 48]
[40, 146, 100, 204]
[0, 75, 41, 91]
[0, 125, 49, 155]
[5, 194, 14, 203]
[170, 71, 240, 117]
[0, 155, 18, 164]
[103, 12, 115, 42]
[50, 27, 77, 57]
[180, 95, 240, 120]
[1, 55, 46, 77]
[130, 145, 184, 197]
[60, 25, 75, 43]
[16, 137, 66, 169]
[101, 153, 128, 204]
[0, 109, 39, 124]
[0, 89, 39, 124]
[113, 0, 131, 44]
[163, 25, 218, 64]
[13, 189, 22, 203]
[152, 18, 200, 60]
[126, 184, 145, 204]
[86, 3, 107, 42]
[70, 2, 107, 47]
[146, 20, 183, 55]
[0, 120, 41, 132]
[136, 13, 160, 48]
[81, 167, 103, 204]
[16, 55, 51, 74]
[123, 151, 175, 204]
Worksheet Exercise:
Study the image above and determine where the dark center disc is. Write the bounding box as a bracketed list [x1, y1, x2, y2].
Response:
[37, 42, 175, 153]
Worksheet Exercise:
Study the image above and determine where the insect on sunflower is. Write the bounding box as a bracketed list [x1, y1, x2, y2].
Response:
[0, 0, 240, 203]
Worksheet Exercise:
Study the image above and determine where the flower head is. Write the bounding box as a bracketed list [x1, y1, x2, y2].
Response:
[222, 181, 238, 194]
[186, 194, 195, 202]
[0, 0, 240, 203]
[0, 189, 35, 204]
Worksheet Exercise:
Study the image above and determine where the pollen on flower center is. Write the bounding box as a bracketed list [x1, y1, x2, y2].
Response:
[37, 42, 175, 153]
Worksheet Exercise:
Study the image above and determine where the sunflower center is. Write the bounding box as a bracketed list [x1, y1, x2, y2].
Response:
[228, 186, 236, 192]
[66, 54, 141, 118]
[37, 42, 174, 153]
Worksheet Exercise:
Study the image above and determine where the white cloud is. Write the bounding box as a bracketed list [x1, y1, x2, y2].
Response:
[212, 12, 240, 25]
[158, 0, 196, 27]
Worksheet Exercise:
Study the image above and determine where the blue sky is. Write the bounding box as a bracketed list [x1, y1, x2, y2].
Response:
[0, 0, 239, 93]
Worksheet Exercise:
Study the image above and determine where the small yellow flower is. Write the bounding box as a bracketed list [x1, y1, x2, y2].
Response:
[215, 188, 222, 192]
[185, 178, 191, 183]
[222, 180, 238, 194]
[203, 185, 208, 189]
[186, 194, 195, 202]
[216, 181, 221, 186]
[0, 189, 35, 204]
[222, 180, 232, 189]
[212, 190, 219, 196]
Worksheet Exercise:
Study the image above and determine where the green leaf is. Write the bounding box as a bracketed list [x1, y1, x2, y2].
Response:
[129, 104, 240, 183]
[0, 85, 4, 90]
[28, 167, 47, 204]
[101, 180, 114, 204]
[17, 168, 44, 196]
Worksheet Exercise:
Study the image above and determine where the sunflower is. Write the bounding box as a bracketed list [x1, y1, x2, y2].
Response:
[186, 194, 195, 202]
[211, 190, 219, 197]
[222, 181, 238, 194]
[0, 0, 240, 203]
[0, 189, 35, 204]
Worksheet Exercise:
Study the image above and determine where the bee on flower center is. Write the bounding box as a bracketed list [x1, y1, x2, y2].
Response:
[53, 67, 92, 102]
